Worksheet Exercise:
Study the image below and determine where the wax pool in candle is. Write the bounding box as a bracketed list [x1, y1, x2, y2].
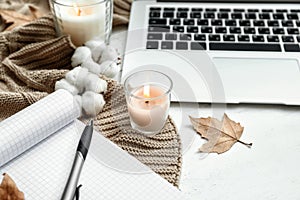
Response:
[57, 3, 106, 46]
[127, 85, 170, 134]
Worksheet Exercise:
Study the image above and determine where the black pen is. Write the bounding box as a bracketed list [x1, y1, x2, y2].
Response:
[61, 120, 94, 200]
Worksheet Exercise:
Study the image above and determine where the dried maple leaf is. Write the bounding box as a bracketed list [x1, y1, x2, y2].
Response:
[190, 114, 252, 154]
[0, 173, 25, 200]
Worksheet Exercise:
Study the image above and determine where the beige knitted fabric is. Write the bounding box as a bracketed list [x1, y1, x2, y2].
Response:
[0, 15, 182, 187]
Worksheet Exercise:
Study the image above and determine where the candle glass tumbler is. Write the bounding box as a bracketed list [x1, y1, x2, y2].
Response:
[49, 0, 113, 46]
[124, 70, 173, 135]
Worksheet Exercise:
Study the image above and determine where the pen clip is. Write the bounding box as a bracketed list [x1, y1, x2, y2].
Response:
[75, 184, 82, 200]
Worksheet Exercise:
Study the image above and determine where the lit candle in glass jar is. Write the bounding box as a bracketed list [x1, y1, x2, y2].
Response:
[51, 1, 107, 46]
[125, 71, 172, 135]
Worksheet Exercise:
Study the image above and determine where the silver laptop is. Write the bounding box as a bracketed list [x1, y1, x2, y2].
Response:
[121, 0, 300, 105]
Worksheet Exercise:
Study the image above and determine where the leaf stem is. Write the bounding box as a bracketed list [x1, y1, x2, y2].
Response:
[237, 140, 253, 148]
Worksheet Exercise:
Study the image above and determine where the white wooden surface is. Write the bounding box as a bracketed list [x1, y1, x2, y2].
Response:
[111, 28, 300, 200]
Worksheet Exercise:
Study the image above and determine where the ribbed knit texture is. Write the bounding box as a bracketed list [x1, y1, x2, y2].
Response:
[0, 15, 182, 187]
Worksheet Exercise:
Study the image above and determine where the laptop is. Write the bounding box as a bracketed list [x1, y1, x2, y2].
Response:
[121, 0, 300, 105]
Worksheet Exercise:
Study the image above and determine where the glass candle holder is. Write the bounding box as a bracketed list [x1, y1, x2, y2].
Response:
[124, 70, 173, 135]
[49, 0, 113, 46]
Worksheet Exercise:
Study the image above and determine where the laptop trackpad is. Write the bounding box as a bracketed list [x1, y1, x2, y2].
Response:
[212, 57, 300, 104]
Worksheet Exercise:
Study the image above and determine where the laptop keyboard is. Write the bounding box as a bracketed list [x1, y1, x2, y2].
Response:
[146, 7, 300, 52]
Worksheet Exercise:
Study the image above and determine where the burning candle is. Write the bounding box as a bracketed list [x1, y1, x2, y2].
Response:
[50, 0, 112, 46]
[124, 71, 172, 135]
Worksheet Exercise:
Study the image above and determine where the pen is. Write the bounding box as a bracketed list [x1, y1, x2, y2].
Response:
[61, 120, 94, 200]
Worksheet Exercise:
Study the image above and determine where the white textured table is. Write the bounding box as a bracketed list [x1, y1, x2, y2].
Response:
[111, 28, 300, 200]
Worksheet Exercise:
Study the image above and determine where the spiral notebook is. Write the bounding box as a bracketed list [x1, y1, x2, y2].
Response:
[0, 90, 185, 199]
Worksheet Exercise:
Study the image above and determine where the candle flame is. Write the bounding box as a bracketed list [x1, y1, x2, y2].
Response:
[73, 3, 82, 16]
[143, 85, 150, 98]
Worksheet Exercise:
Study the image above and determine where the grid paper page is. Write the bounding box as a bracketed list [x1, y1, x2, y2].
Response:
[0, 89, 80, 167]
[0, 121, 80, 199]
[76, 122, 186, 200]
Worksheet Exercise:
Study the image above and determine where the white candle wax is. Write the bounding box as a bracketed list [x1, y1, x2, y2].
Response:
[128, 85, 170, 135]
[57, 3, 105, 46]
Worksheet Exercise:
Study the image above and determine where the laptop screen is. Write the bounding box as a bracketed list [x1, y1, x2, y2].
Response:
[158, 0, 300, 2]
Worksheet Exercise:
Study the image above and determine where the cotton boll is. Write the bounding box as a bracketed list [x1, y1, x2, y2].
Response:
[100, 61, 120, 78]
[91, 43, 106, 63]
[71, 46, 92, 67]
[55, 79, 79, 95]
[99, 46, 119, 64]
[81, 58, 102, 75]
[82, 91, 106, 117]
[73, 95, 83, 117]
[84, 73, 108, 93]
[85, 40, 105, 51]
[65, 67, 89, 93]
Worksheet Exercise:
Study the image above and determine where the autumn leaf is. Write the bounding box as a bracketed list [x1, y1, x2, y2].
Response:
[189, 114, 252, 154]
[0, 173, 25, 200]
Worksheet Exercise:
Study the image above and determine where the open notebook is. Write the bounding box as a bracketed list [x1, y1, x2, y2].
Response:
[0, 90, 185, 199]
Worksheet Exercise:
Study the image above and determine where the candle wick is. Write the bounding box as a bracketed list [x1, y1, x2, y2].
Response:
[145, 101, 149, 104]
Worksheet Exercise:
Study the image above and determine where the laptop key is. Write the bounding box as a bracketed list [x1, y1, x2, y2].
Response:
[165, 33, 177, 40]
[150, 7, 161, 11]
[245, 13, 257, 19]
[191, 42, 207, 50]
[276, 9, 287, 13]
[284, 44, 300, 52]
[198, 19, 209, 25]
[297, 21, 300, 27]
[252, 35, 265, 42]
[161, 41, 173, 50]
[238, 35, 250, 42]
[211, 19, 223, 26]
[281, 20, 294, 27]
[215, 27, 227, 33]
[244, 27, 256, 34]
[177, 12, 188, 18]
[219, 8, 231, 12]
[231, 13, 243, 19]
[148, 26, 170, 32]
[184, 19, 195, 25]
[273, 28, 285, 34]
[149, 19, 167, 25]
[180, 34, 192, 40]
[150, 11, 161, 18]
[164, 7, 175, 11]
[297, 36, 300, 42]
[147, 33, 163, 40]
[258, 28, 270, 34]
[169, 18, 181, 25]
[273, 13, 285, 19]
[267, 35, 279, 42]
[234, 9, 245, 12]
[218, 13, 229, 19]
[262, 9, 273, 12]
[223, 35, 235, 41]
[201, 27, 213, 33]
[192, 8, 203, 12]
[190, 12, 202, 18]
[268, 20, 280, 26]
[209, 43, 281, 51]
[173, 26, 184, 32]
[259, 13, 270, 19]
[282, 36, 294, 42]
[178, 8, 189, 12]
[287, 14, 299, 20]
[287, 28, 300, 35]
[194, 34, 206, 41]
[206, 8, 217, 12]
[239, 20, 251, 26]
[204, 12, 215, 19]
[291, 9, 300, 13]
[146, 41, 159, 49]
[253, 20, 265, 26]
[209, 34, 221, 41]
[247, 9, 259, 12]
[163, 12, 174, 18]
[225, 20, 237, 26]
[187, 26, 199, 33]
[229, 27, 241, 34]
[176, 42, 188, 50]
